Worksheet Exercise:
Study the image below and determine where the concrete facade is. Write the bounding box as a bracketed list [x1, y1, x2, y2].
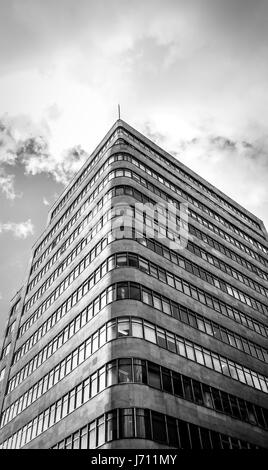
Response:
[0, 119, 267, 449]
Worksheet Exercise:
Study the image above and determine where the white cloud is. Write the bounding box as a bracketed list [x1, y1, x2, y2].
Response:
[0, 168, 17, 200]
[0, 115, 90, 188]
[0, 219, 34, 238]
[43, 197, 50, 206]
[0, 0, 267, 227]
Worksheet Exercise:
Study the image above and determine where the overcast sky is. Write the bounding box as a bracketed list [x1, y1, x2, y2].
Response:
[0, 0, 268, 343]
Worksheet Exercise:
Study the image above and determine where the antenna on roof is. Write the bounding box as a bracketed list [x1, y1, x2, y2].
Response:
[118, 104, 121, 120]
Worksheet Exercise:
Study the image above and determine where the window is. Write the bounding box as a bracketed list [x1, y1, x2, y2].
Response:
[156, 328, 166, 348]
[106, 361, 117, 387]
[118, 318, 130, 337]
[118, 359, 132, 383]
[162, 300, 171, 315]
[116, 254, 127, 267]
[167, 417, 179, 447]
[119, 409, 134, 438]
[107, 285, 116, 303]
[178, 420, 191, 449]
[192, 380, 204, 405]
[107, 320, 117, 341]
[97, 416, 105, 446]
[146, 363, 161, 390]
[152, 411, 166, 443]
[136, 409, 151, 439]
[162, 368, 173, 394]
[144, 322, 156, 343]
[128, 254, 138, 268]
[133, 359, 147, 384]
[106, 411, 117, 442]
[129, 283, 141, 300]
[185, 341, 195, 361]
[142, 288, 153, 306]
[132, 319, 143, 338]
[153, 294, 162, 310]
[88, 421, 96, 448]
[139, 259, 149, 273]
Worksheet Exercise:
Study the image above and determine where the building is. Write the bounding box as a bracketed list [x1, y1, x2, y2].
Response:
[0, 119, 267, 449]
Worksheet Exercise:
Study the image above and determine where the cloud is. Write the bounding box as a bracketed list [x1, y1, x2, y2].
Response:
[0, 219, 34, 238]
[0, 115, 89, 191]
[43, 197, 50, 206]
[17, 136, 88, 185]
[0, 168, 17, 200]
[0, 118, 17, 165]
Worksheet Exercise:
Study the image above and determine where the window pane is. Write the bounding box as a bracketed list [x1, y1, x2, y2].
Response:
[117, 283, 128, 300]
[129, 283, 141, 300]
[107, 320, 117, 341]
[132, 319, 143, 338]
[118, 318, 130, 337]
[119, 409, 134, 438]
[156, 328, 166, 348]
[167, 417, 179, 447]
[162, 368, 173, 394]
[148, 363, 161, 389]
[152, 411, 166, 443]
[142, 288, 153, 306]
[136, 409, 151, 439]
[144, 322, 157, 343]
[118, 359, 132, 383]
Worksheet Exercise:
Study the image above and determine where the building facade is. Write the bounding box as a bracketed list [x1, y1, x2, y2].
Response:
[0, 119, 267, 449]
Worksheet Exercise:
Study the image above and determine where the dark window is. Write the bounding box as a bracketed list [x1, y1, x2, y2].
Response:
[256, 407, 266, 428]
[167, 417, 179, 447]
[128, 254, 139, 268]
[152, 411, 166, 443]
[136, 408, 151, 439]
[183, 377, 193, 401]
[246, 402, 257, 425]
[156, 328, 166, 348]
[200, 428, 212, 449]
[229, 396, 241, 419]
[117, 283, 129, 300]
[189, 423, 201, 448]
[115, 187, 124, 196]
[148, 363, 161, 389]
[171, 303, 180, 320]
[210, 430, 222, 449]
[180, 306, 188, 324]
[178, 420, 191, 449]
[172, 372, 184, 397]
[129, 283, 141, 301]
[188, 313, 197, 328]
[238, 398, 248, 421]
[192, 380, 204, 405]
[162, 368, 173, 394]
[221, 392, 232, 415]
[212, 390, 223, 412]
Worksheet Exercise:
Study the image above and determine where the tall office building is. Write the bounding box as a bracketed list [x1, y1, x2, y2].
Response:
[0, 119, 267, 449]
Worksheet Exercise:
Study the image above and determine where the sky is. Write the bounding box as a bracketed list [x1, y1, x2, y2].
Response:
[0, 0, 268, 344]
